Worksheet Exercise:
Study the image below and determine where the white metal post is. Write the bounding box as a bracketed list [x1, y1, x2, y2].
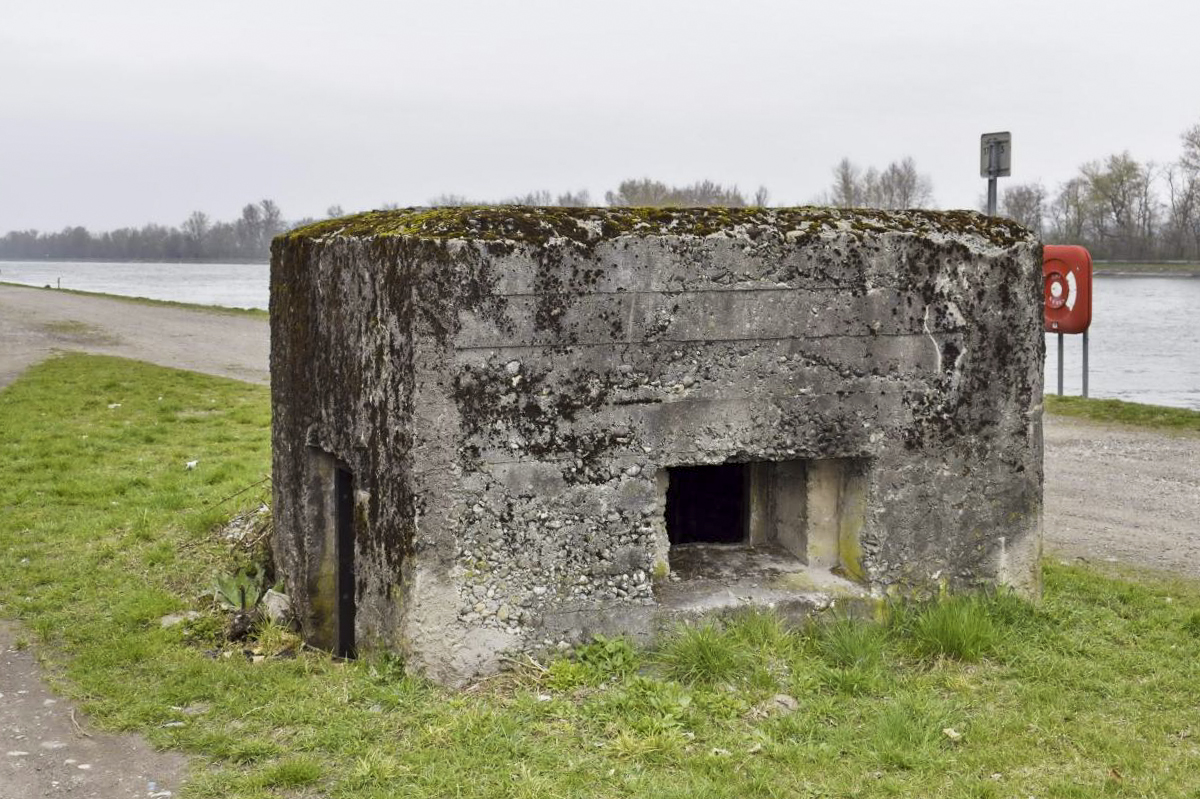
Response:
[1057, 333, 1064, 396]
[986, 142, 998, 216]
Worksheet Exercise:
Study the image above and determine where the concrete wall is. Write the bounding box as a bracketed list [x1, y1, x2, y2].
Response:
[270, 207, 1044, 685]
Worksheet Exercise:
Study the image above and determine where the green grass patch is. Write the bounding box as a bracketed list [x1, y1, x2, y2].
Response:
[4, 353, 1200, 796]
[1046, 394, 1200, 433]
[39, 318, 123, 345]
[1093, 261, 1200, 275]
[898, 593, 1003, 662]
[0, 281, 268, 318]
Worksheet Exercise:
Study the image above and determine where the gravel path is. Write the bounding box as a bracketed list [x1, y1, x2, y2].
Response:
[0, 283, 1196, 796]
[0, 283, 268, 390]
[1044, 415, 1200, 577]
[0, 623, 185, 799]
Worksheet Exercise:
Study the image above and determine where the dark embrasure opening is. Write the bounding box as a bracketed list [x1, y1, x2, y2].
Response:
[665, 463, 748, 545]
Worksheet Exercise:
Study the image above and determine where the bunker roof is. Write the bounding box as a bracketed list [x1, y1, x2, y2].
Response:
[284, 206, 1035, 249]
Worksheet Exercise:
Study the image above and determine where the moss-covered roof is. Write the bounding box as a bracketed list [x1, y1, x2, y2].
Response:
[283, 206, 1034, 248]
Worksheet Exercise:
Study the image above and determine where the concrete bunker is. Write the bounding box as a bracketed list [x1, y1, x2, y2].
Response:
[270, 206, 1045, 685]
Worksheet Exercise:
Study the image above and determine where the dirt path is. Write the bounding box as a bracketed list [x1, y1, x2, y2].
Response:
[0, 283, 268, 391]
[0, 284, 1196, 796]
[0, 623, 186, 799]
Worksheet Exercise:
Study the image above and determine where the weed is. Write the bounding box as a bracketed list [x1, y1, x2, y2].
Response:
[576, 635, 639, 679]
[545, 635, 638, 690]
[902, 595, 1001, 662]
[656, 623, 748, 685]
[865, 696, 952, 771]
[252, 756, 323, 788]
[213, 568, 265, 612]
[814, 617, 886, 669]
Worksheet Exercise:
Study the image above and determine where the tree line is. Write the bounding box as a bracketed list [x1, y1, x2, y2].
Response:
[0, 181, 773, 263]
[983, 124, 1200, 261]
[4, 124, 1196, 263]
[0, 200, 295, 263]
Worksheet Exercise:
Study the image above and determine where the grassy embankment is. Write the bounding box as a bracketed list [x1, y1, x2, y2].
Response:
[3, 353, 1200, 798]
[1046, 395, 1200, 433]
[0, 280, 268, 318]
[1092, 262, 1200, 276]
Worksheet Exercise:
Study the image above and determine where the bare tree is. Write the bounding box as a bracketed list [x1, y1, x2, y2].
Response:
[824, 157, 934, 209]
[1080, 153, 1157, 259]
[1048, 177, 1090, 244]
[259, 199, 285, 251]
[326, 205, 345, 218]
[604, 178, 747, 207]
[427, 194, 475, 207]
[1182, 124, 1200, 172]
[555, 190, 592, 207]
[829, 158, 862, 207]
[752, 186, 770, 207]
[181, 211, 209, 259]
[604, 179, 677, 207]
[501, 190, 553, 206]
[236, 203, 262, 256]
[181, 211, 210, 246]
[428, 190, 591, 207]
[999, 183, 1046, 234]
[1164, 164, 1199, 259]
[877, 158, 934, 208]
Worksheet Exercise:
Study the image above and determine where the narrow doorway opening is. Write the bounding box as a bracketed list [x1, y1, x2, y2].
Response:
[665, 463, 748, 545]
[334, 466, 356, 659]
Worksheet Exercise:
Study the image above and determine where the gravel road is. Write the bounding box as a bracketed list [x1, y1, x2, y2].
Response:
[0, 623, 185, 799]
[1044, 415, 1199, 576]
[0, 283, 268, 390]
[0, 282, 1196, 796]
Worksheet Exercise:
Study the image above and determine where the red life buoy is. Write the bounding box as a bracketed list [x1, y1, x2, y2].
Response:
[1043, 245, 1092, 334]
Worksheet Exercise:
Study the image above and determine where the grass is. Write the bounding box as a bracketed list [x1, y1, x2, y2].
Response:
[0, 280, 268, 318]
[1093, 261, 1200, 275]
[4, 353, 1200, 796]
[1046, 394, 1200, 433]
[39, 318, 123, 345]
[899, 594, 1004, 662]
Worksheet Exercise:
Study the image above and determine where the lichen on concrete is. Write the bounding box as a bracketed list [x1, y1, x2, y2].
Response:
[270, 206, 1043, 685]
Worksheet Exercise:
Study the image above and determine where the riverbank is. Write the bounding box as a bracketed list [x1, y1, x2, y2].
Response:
[0, 282, 269, 390]
[1094, 261, 1200, 277]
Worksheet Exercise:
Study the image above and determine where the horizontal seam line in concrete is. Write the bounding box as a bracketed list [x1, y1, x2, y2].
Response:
[477, 285, 903, 297]
[449, 331, 961, 350]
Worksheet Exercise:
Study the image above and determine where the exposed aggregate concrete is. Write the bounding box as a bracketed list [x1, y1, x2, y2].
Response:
[270, 207, 1045, 684]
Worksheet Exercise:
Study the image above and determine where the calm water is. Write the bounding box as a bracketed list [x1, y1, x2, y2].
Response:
[0, 260, 268, 309]
[2, 261, 1198, 410]
[1045, 276, 1200, 410]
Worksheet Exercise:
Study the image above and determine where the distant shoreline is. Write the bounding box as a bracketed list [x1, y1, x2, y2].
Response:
[1093, 263, 1200, 277]
[0, 257, 267, 265]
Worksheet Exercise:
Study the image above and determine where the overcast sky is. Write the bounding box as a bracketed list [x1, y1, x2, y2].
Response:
[3, 0, 1199, 231]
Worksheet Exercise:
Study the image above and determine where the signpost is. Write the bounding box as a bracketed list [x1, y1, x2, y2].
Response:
[980, 131, 1011, 216]
[977, 132, 1093, 399]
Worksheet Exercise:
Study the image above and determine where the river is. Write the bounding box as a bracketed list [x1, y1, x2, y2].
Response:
[1, 260, 1197, 410]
